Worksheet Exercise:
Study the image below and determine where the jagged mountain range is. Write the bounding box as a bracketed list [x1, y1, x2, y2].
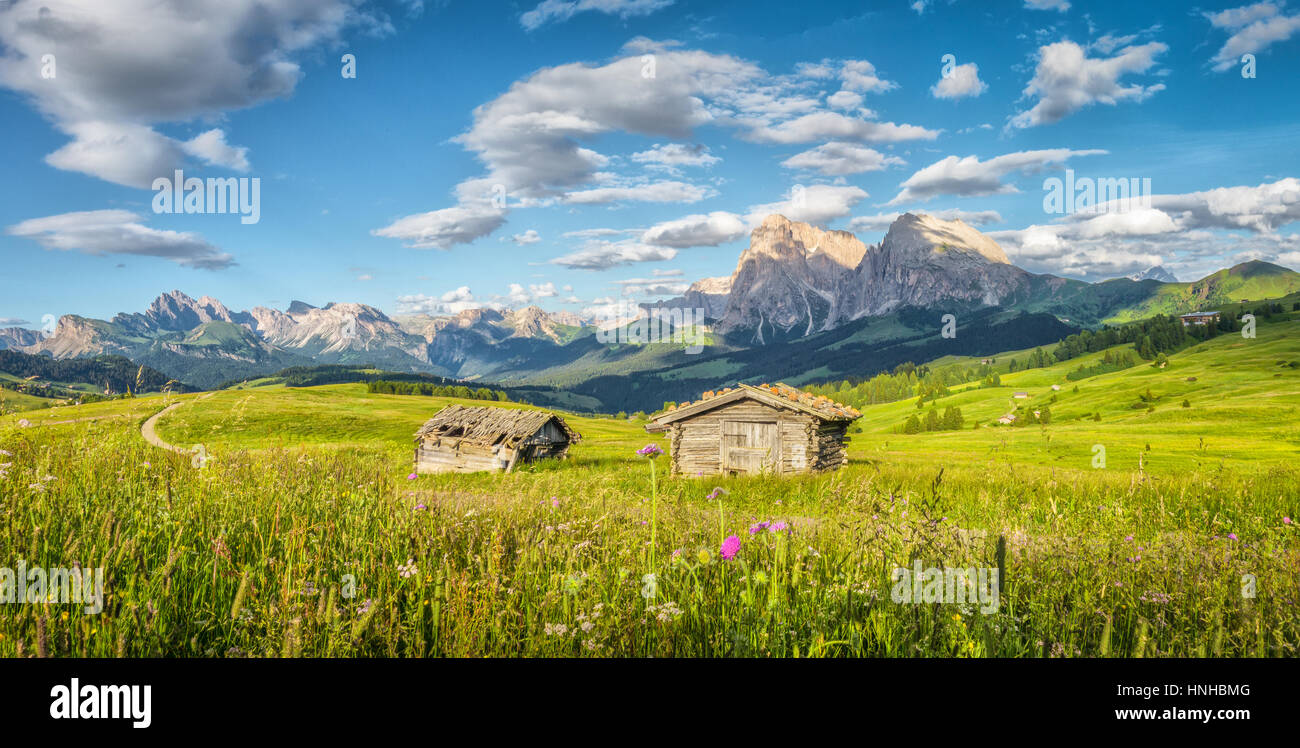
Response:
[3, 213, 1298, 398]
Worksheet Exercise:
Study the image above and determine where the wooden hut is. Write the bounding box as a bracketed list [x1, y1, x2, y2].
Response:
[414, 404, 580, 474]
[645, 383, 860, 477]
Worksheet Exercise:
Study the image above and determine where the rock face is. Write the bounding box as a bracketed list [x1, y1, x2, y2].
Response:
[719, 215, 868, 341]
[643, 276, 731, 320]
[716, 213, 1032, 340]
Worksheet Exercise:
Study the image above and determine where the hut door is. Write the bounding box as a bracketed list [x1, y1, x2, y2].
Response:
[721, 420, 778, 474]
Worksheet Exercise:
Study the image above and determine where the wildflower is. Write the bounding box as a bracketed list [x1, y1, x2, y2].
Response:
[720, 535, 741, 561]
[748, 521, 770, 535]
[1124, 535, 1133, 542]
[414, 503, 427, 511]
[406, 473, 417, 480]
[770, 521, 789, 533]
[707, 487, 729, 500]
[143, 462, 151, 469]
[636, 443, 664, 458]
[1284, 517, 1292, 525]
[544, 623, 569, 636]
[356, 598, 374, 615]
[551, 497, 560, 507]
[398, 558, 418, 578]
[0, 449, 9, 456]
[1227, 533, 1238, 541]
[696, 549, 713, 565]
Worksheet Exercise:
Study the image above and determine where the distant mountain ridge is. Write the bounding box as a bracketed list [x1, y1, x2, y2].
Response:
[3, 213, 1298, 399]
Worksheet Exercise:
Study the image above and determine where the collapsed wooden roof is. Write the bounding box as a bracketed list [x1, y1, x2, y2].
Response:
[415, 404, 580, 447]
[647, 382, 860, 431]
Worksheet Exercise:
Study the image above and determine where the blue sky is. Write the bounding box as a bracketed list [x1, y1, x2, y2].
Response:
[2, 0, 1299, 327]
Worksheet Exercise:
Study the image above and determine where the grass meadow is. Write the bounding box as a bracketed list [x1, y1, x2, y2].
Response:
[0, 320, 1297, 657]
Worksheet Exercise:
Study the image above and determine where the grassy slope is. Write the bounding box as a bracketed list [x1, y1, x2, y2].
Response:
[851, 312, 1300, 472]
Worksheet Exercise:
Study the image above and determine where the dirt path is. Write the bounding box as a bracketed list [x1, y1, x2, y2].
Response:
[141, 403, 187, 453]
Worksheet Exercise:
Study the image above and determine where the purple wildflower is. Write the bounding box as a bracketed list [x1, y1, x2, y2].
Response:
[720, 535, 741, 560]
[406, 473, 417, 480]
[770, 521, 789, 533]
[636, 443, 664, 458]
[1227, 533, 1238, 541]
[1284, 517, 1292, 525]
[748, 521, 770, 535]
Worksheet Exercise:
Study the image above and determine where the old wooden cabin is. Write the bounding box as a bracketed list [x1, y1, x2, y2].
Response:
[414, 404, 580, 474]
[645, 383, 860, 477]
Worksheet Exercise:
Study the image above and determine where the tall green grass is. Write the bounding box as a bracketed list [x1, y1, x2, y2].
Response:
[0, 419, 1295, 657]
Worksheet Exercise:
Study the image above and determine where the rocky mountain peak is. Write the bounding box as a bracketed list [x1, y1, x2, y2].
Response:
[881, 213, 1010, 266]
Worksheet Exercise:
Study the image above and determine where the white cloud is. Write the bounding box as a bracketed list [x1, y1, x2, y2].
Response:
[613, 277, 691, 296]
[641, 211, 748, 248]
[181, 130, 251, 172]
[826, 90, 864, 110]
[371, 200, 507, 250]
[849, 209, 1003, 234]
[630, 143, 720, 171]
[780, 142, 905, 176]
[746, 184, 869, 226]
[1024, 0, 1070, 11]
[1205, 2, 1300, 72]
[930, 63, 988, 99]
[7, 209, 233, 269]
[373, 44, 936, 250]
[0, 0, 376, 187]
[520, 0, 675, 31]
[1010, 40, 1167, 128]
[991, 177, 1300, 279]
[888, 148, 1106, 204]
[744, 111, 938, 144]
[512, 229, 542, 245]
[562, 180, 714, 204]
[550, 239, 678, 269]
[839, 59, 896, 93]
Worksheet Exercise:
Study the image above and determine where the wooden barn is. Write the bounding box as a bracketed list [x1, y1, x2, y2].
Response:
[414, 404, 580, 474]
[645, 383, 861, 477]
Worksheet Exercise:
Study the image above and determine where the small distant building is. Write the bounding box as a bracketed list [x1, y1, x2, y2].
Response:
[1051, 384, 1061, 391]
[1013, 392, 1029, 399]
[414, 404, 579, 474]
[646, 383, 860, 477]
[997, 414, 1017, 425]
[1180, 311, 1221, 327]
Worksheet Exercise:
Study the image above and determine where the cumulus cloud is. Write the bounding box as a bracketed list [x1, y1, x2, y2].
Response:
[826, 90, 864, 110]
[562, 180, 714, 204]
[839, 59, 896, 93]
[520, 0, 675, 31]
[630, 143, 720, 171]
[0, 1, 377, 187]
[887, 148, 1106, 204]
[371, 199, 507, 250]
[551, 239, 678, 269]
[743, 111, 938, 144]
[7, 210, 233, 269]
[512, 229, 542, 245]
[849, 209, 1003, 234]
[641, 211, 748, 248]
[780, 142, 905, 176]
[1204, 2, 1300, 72]
[931, 62, 988, 99]
[991, 178, 1300, 279]
[374, 44, 936, 250]
[1009, 40, 1167, 129]
[613, 277, 691, 296]
[746, 184, 869, 225]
